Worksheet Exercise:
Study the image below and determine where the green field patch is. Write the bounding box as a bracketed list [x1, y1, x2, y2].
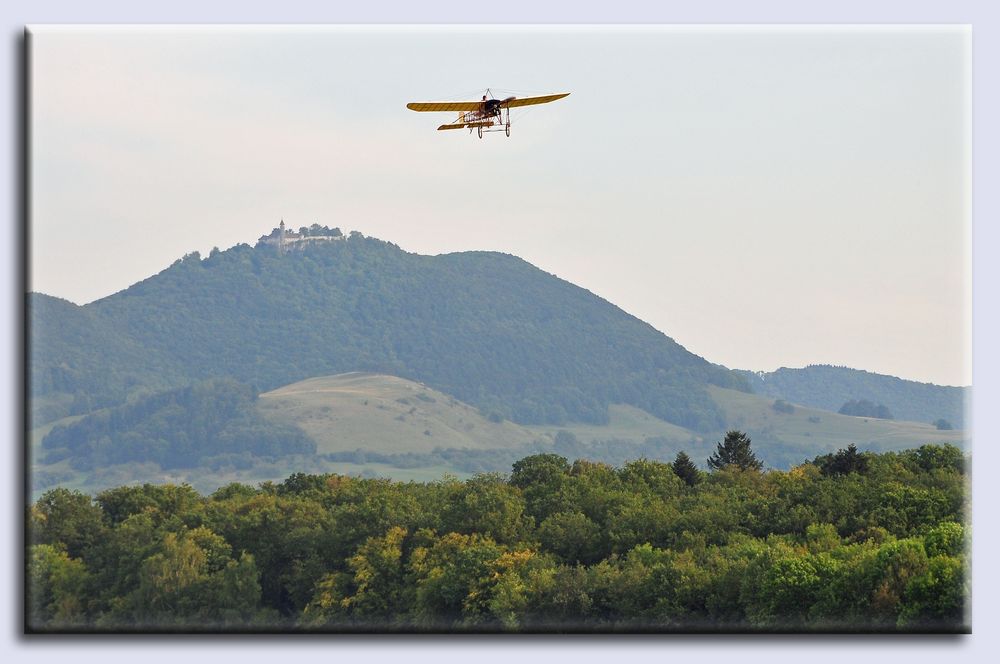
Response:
[258, 373, 541, 455]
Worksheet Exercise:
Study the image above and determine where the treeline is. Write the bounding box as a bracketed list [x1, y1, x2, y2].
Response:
[322, 429, 950, 478]
[40, 379, 314, 470]
[31, 236, 746, 430]
[27, 442, 968, 633]
[322, 431, 698, 475]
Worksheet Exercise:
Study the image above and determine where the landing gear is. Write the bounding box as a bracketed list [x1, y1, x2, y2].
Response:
[478, 125, 483, 139]
[505, 123, 511, 137]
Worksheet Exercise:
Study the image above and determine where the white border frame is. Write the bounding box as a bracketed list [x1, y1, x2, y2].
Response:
[4, 1, 996, 661]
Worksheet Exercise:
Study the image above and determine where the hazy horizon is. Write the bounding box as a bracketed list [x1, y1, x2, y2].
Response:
[29, 25, 971, 386]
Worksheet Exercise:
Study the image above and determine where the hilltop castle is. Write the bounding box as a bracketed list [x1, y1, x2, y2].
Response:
[258, 220, 346, 253]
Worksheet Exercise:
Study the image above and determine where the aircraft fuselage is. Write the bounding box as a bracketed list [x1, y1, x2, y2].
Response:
[463, 98, 506, 124]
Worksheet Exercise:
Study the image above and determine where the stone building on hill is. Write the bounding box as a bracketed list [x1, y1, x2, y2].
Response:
[258, 220, 345, 253]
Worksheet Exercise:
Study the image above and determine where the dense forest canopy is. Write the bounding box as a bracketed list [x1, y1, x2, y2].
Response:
[27, 442, 968, 633]
[40, 379, 314, 471]
[30, 234, 747, 431]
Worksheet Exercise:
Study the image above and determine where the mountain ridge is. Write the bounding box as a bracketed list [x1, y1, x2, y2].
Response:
[30, 229, 966, 436]
[29, 232, 746, 431]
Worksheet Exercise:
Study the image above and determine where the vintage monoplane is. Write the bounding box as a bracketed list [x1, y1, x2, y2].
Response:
[406, 90, 570, 138]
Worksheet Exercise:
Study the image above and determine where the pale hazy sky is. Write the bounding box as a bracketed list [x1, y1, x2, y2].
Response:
[29, 25, 970, 386]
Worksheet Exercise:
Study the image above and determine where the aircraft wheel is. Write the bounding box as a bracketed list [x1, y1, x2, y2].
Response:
[505, 124, 510, 137]
[478, 126, 483, 139]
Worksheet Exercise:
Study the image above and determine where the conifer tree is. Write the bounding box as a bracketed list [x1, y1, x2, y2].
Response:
[706, 430, 763, 472]
[671, 451, 701, 486]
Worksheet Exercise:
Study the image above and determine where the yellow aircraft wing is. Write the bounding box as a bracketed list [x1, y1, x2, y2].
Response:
[504, 93, 570, 108]
[408, 93, 570, 112]
[407, 101, 482, 112]
[437, 121, 492, 131]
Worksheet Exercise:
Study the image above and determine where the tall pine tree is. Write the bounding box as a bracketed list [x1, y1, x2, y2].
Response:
[671, 451, 701, 486]
[707, 430, 763, 472]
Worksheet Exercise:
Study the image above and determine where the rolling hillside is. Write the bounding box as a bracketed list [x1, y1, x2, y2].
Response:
[257, 373, 542, 455]
[739, 365, 967, 429]
[30, 230, 747, 432]
[527, 403, 700, 446]
[29, 371, 967, 500]
[254, 373, 964, 465]
[706, 386, 966, 467]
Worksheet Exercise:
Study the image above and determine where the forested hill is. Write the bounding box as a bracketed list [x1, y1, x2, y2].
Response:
[28, 293, 188, 423]
[739, 365, 967, 429]
[30, 233, 748, 430]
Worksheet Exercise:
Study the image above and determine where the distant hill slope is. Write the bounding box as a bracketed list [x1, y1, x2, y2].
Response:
[28, 373, 967, 499]
[706, 386, 965, 467]
[526, 403, 699, 446]
[38, 379, 314, 471]
[27, 293, 184, 426]
[258, 373, 542, 455]
[257, 375, 966, 469]
[737, 365, 968, 429]
[30, 233, 748, 431]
